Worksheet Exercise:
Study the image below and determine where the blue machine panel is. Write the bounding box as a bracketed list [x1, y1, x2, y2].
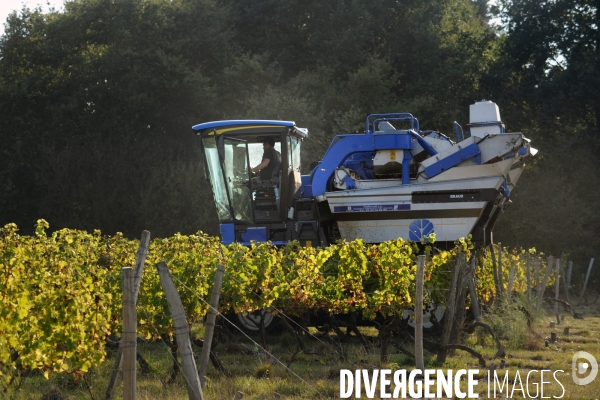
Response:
[373, 134, 413, 149]
[241, 227, 267, 242]
[220, 223, 235, 245]
[423, 143, 480, 178]
[300, 184, 313, 198]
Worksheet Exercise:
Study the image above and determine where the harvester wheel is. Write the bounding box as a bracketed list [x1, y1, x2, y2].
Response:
[235, 309, 279, 334]
[402, 303, 445, 329]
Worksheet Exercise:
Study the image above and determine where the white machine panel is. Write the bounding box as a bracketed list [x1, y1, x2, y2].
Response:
[337, 217, 479, 243]
[470, 100, 503, 138]
[470, 101, 501, 124]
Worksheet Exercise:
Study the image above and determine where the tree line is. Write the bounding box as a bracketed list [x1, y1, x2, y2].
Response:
[0, 0, 598, 281]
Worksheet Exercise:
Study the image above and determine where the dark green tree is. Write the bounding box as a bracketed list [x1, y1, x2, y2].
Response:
[489, 0, 600, 280]
[493, 0, 599, 133]
[0, 0, 529, 247]
[226, 0, 500, 158]
[0, 0, 236, 236]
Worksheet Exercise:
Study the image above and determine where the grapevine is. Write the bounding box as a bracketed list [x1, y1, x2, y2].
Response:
[0, 221, 545, 387]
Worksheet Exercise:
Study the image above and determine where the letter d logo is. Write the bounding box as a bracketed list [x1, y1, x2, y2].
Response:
[572, 351, 598, 385]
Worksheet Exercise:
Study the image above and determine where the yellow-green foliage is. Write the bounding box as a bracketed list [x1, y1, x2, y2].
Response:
[0, 220, 545, 384]
[475, 245, 554, 302]
[0, 221, 114, 382]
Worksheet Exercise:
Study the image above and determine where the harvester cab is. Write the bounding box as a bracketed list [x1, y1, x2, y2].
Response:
[193, 120, 308, 245]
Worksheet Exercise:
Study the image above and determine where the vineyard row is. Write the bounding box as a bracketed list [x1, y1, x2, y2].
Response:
[0, 220, 552, 380]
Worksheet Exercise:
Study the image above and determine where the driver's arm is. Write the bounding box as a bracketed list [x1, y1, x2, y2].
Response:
[251, 158, 270, 175]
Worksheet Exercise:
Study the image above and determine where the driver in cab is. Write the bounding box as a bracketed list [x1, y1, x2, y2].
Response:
[250, 138, 281, 182]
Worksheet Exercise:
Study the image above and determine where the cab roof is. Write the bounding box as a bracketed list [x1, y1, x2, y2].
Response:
[193, 120, 295, 131]
[192, 120, 308, 140]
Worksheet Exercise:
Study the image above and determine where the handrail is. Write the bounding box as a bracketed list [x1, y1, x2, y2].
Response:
[454, 121, 465, 142]
[365, 113, 419, 133]
[408, 130, 437, 156]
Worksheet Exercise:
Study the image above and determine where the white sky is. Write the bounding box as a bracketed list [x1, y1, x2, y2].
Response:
[1, 0, 65, 36]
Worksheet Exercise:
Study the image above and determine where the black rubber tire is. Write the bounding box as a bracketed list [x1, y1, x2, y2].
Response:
[233, 309, 280, 334]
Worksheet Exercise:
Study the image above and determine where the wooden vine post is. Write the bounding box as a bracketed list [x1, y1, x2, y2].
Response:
[438, 253, 466, 363]
[466, 256, 481, 322]
[415, 255, 425, 371]
[156, 261, 204, 400]
[507, 264, 516, 303]
[526, 253, 531, 301]
[497, 245, 504, 297]
[565, 261, 573, 304]
[538, 256, 554, 303]
[199, 264, 226, 388]
[554, 259, 561, 323]
[534, 256, 541, 296]
[451, 256, 470, 356]
[489, 234, 501, 297]
[577, 258, 595, 306]
[106, 230, 150, 400]
[122, 267, 136, 400]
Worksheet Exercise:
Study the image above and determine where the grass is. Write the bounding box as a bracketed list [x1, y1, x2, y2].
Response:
[8, 300, 600, 400]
